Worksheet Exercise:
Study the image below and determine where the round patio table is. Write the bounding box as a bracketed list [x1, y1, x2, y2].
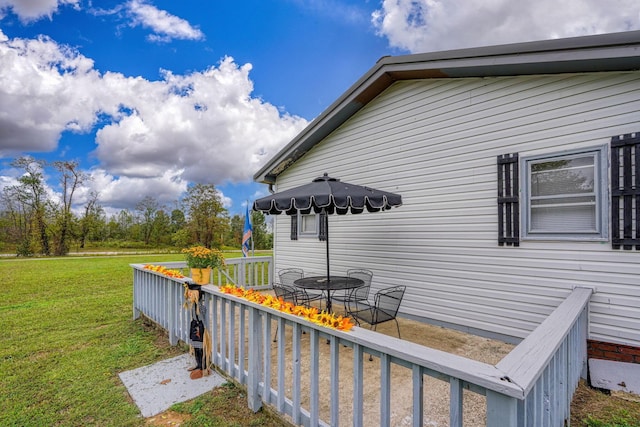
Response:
[293, 275, 364, 313]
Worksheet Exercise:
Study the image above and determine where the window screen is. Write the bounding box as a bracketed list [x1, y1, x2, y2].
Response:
[521, 146, 607, 240]
[529, 155, 597, 233]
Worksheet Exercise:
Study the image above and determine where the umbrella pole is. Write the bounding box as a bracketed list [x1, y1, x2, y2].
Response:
[325, 210, 330, 280]
[324, 209, 331, 312]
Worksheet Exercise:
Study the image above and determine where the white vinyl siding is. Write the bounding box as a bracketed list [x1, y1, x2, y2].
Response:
[271, 71, 640, 346]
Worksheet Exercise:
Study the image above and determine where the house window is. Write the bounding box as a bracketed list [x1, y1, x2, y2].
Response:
[521, 146, 608, 240]
[298, 213, 318, 237]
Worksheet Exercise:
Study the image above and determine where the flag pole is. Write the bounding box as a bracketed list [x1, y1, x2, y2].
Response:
[249, 201, 255, 257]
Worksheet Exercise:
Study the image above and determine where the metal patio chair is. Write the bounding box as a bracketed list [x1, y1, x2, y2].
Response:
[333, 268, 373, 315]
[348, 285, 406, 339]
[278, 268, 324, 308]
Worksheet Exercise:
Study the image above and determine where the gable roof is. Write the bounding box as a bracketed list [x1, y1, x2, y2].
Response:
[254, 30, 640, 184]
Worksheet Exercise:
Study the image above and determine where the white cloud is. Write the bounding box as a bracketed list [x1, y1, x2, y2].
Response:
[0, 29, 308, 210]
[88, 167, 187, 210]
[126, 0, 204, 42]
[0, 0, 79, 22]
[372, 0, 640, 53]
[92, 55, 307, 184]
[0, 32, 100, 155]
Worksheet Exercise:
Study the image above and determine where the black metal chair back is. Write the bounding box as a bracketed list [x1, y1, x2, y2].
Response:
[278, 268, 304, 286]
[374, 285, 405, 323]
[349, 285, 406, 340]
[276, 268, 324, 309]
[273, 282, 297, 305]
[346, 269, 372, 302]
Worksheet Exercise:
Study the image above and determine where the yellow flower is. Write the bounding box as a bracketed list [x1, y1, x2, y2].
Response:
[218, 285, 354, 332]
[182, 246, 226, 269]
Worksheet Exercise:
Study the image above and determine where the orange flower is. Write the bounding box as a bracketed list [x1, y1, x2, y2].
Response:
[219, 285, 353, 331]
[144, 264, 185, 279]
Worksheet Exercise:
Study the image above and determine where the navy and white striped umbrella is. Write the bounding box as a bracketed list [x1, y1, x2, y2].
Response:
[253, 173, 402, 281]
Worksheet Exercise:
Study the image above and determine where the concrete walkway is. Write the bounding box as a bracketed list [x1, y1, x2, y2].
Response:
[119, 353, 226, 417]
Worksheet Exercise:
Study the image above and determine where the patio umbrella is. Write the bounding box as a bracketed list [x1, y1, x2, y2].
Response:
[253, 173, 402, 281]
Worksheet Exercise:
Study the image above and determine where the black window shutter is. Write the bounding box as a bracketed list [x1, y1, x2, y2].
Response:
[611, 132, 640, 250]
[497, 153, 520, 247]
[290, 215, 298, 240]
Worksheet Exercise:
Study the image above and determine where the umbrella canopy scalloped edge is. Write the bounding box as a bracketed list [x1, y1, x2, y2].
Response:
[252, 173, 402, 215]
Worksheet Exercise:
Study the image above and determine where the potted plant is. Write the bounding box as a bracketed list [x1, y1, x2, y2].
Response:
[182, 245, 226, 285]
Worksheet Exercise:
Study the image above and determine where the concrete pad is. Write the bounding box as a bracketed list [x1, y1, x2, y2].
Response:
[589, 358, 640, 395]
[119, 353, 226, 417]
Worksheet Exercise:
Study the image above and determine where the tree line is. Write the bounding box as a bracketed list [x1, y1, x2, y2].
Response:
[0, 156, 272, 256]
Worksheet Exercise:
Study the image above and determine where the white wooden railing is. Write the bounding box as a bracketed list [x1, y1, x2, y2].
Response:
[131, 262, 591, 427]
[138, 256, 274, 289]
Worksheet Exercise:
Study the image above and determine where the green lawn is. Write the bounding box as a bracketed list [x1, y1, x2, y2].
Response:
[0, 253, 284, 427]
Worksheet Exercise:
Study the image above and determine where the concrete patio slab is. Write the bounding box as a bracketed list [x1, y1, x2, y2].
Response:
[119, 353, 226, 417]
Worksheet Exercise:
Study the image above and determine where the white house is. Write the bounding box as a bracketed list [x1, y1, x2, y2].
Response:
[253, 31, 640, 365]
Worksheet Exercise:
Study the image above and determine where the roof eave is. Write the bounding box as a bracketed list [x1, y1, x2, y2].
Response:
[254, 30, 640, 185]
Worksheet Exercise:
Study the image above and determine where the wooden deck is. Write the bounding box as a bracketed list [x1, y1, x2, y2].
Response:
[131, 260, 591, 427]
[265, 298, 515, 426]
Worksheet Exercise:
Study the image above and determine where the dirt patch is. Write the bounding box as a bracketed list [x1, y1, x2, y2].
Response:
[146, 382, 291, 427]
[145, 411, 190, 426]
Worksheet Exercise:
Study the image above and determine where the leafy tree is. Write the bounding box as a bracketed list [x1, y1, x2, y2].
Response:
[136, 196, 160, 245]
[171, 228, 190, 248]
[227, 214, 244, 247]
[170, 208, 186, 233]
[151, 209, 172, 246]
[183, 184, 228, 248]
[116, 209, 135, 240]
[0, 185, 32, 254]
[250, 210, 272, 249]
[10, 157, 51, 255]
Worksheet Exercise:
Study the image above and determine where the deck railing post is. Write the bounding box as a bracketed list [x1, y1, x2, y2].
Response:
[167, 279, 179, 345]
[132, 269, 140, 320]
[247, 306, 262, 412]
[486, 390, 518, 426]
[450, 377, 463, 427]
[239, 257, 246, 287]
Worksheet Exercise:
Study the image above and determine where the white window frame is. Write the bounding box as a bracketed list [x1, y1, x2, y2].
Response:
[298, 212, 318, 238]
[520, 145, 609, 241]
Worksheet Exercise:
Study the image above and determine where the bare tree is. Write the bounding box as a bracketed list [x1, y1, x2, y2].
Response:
[78, 191, 102, 249]
[52, 160, 87, 256]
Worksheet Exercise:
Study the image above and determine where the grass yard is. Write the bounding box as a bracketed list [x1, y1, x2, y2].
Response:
[0, 254, 287, 427]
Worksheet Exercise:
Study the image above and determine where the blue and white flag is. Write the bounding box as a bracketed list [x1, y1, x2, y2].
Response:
[242, 205, 253, 257]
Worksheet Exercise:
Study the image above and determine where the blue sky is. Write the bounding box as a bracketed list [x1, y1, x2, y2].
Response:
[0, 0, 638, 217]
